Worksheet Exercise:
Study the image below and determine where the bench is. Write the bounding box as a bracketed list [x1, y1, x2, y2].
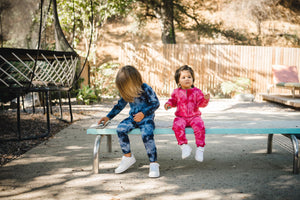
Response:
[270, 65, 300, 98]
[87, 120, 300, 174]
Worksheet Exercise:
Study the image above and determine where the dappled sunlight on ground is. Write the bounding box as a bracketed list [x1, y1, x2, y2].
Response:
[1, 99, 300, 199]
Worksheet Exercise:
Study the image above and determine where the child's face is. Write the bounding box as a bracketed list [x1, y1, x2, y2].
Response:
[179, 70, 193, 89]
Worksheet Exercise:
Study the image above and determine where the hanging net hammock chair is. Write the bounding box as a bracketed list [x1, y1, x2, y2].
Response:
[0, 48, 79, 102]
[0, 0, 92, 140]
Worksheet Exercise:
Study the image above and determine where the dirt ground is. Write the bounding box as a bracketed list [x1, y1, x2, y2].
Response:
[0, 103, 100, 166]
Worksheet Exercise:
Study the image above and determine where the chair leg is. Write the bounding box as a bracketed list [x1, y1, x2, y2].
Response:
[67, 91, 73, 122]
[17, 95, 21, 140]
[58, 91, 63, 119]
[31, 92, 35, 113]
[292, 88, 295, 98]
[45, 91, 50, 134]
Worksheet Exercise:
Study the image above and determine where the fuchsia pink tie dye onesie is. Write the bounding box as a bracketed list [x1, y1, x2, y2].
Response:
[166, 87, 209, 147]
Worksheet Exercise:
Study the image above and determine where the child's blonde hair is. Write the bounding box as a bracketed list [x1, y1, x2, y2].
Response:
[116, 65, 143, 102]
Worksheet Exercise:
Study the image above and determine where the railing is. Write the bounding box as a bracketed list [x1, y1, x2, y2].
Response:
[119, 43, 300, 97]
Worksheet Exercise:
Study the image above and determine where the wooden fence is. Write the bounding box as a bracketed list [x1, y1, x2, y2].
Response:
[118, 43, 300, 98]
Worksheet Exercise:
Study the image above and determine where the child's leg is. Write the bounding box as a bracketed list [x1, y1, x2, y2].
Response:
[189, 116, 206, 147]
[115, 117, 137, 174]
[189, 116, 205, 162]
[139, 118, 160, 177]
[173, 117, 192, 159]
[172, 117, 188, 145]
[116, 117, 136, 154]
[139, 118, 157, 162]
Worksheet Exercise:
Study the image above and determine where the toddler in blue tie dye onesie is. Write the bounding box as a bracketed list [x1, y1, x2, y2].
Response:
[98, 65, 160, 178]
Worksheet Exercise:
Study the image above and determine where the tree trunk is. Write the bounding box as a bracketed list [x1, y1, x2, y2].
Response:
[153, 0, 176, 44]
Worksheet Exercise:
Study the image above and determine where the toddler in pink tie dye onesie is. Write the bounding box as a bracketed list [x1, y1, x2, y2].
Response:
[164, 65, 210, 162]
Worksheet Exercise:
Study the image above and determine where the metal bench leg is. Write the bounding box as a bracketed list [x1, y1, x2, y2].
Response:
[290, 135, 299, 174]
[267, 134, 273, 154]
[107, 135, 112, 152]
[93, 135, 103, 174]
[292, 88, 295, 98]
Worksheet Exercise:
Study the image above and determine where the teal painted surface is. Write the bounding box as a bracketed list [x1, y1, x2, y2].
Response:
[87, 128, 300, 135]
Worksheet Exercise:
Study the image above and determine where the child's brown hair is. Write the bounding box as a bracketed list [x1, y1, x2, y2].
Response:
[115, 65, 143, 102]
[174, 65, 195, 88]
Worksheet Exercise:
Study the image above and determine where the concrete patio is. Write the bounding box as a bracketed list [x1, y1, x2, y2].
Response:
[1, 99, 300, 200]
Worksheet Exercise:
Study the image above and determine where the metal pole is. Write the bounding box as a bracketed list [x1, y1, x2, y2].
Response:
[93, 135, 102, 174]
[67, 91, 73, 122]
[58, 91, 63, 119]
[267, 134, 273, 154]
[45, 91, 50, 134]
[290, 135, 299, 174]
[17, 95, 21, 140]
[107, 135, 112, 152]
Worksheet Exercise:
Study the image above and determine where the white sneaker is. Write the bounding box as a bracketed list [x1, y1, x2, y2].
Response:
[180, 144, 192, 159]
[195, 147, 204, 162]
[115, 155, 136, 174]
[149, 163, 160, 178]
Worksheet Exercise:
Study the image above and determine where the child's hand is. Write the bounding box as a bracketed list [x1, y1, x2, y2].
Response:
[164, 103, 171, 110]
[133, 112, 144, 122]
[98, 116, 109, 125]
[204, 93, 210, 100]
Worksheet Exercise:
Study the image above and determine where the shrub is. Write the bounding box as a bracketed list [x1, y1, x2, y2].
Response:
[90, 62, 119, 99]
[76, 85, 98, 105]
[221, 77, 251, 97]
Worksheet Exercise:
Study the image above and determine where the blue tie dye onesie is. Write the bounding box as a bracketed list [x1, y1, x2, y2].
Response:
[106, 83, 160, 162]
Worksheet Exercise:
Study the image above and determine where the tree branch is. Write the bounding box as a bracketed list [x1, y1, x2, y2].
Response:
[173, 2, 201, 28]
